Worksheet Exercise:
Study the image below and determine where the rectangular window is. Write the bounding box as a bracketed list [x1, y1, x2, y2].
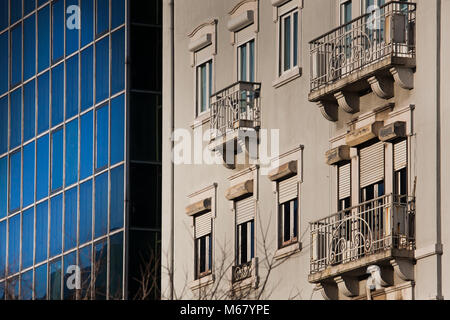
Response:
[0, 97, 6, 154]
[278, 176, 299, 248]
[24, 0, 36, 15]
[49, 258, 62, 300]
[23, 142, 35, 208]
[50, 194, 63, 257]
[79, 245, 92, 298]
[79, 180, 92, 244]
[51, 64, 64, 127]
[21, 270, 33, 300]
[66, 54, 79, 119]
[81, 0, 94, 46]
[236, 220, 255, 266]
[0, 221, 5, 278]
[96, 0, 109, 35]
[64, 187, 78, 251]
[10, 88, 22, 149]
[95, 172, 108, 238]
[95, 37, 109, 103]
[111, 28, 125, 95]
[37, 71, 50, 134]
[96, 104, 109, 170]
[80, 111, 93, 179]
[109, 232, 123, 299]
[22, 208, 35, 270]
[81, 46, 94, 111]
[194, 212, 212, 279]
[110, 165, 124, 231]
[94, 240, 108, 300]
[11, 0, 22, 24]
[24, 15, 36, 81]
[280, 10, 299, 74]
[36, 134, 49, 200]
[0, 32, 7, 95]
[38, 5, 50, 72]
[196, 60, 212, 116]
[111, 94, 124, 165]
[0, 0, 7, 31]
[52, 0, 64, 62]
[63, 251, 77, 299]
[394, 139, 408, 201]
[9, 151, 21, 213]
[65, 119, 78, 186]
[238, 40, 255, 82]
[66, 0, 79, 56]
[111, 0, 125, 29]
[0, 157, 7, 219]
[35, 263, 47, 300]
[51, 128, 63, 191]
[23, 80, 36, 142]
[8, 214, 20, 275]
[35, 201, 48, 263]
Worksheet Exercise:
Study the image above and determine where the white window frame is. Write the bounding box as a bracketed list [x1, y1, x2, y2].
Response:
[237, 39, 256, 83]
[195, 59, 213, 117]
[279, 9, 299, 75]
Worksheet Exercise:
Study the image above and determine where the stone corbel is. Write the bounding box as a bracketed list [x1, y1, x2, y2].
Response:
[268, 160, 297, 181]
[316, 283, 338, 300]
[390, 67, 414, 90]
[317, 101, 338, 122]
[391, 258, 414, 281]
[185, 198, 212, 216]
[334, 276, 359, 298]
[368, 76, 394, 99]
[225, 179, 254, 200]
[334, 91, 360, 114]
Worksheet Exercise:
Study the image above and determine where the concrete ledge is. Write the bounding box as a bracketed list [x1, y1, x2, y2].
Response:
[185, 198, 212, 216]
[268, 160, 297, 181]
[225, 179, 254, 200]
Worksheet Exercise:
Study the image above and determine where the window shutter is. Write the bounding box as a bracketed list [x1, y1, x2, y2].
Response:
[360, 142, 385, 188]
[279, 175, 298, 204]
[236, 196, 254, 225]
[195, 212, 212, 239]
[394, 140, 407, 171]
[338, 163, 351, 200]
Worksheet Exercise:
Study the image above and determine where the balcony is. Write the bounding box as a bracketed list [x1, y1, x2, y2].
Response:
[309, 194, 415, 293]
[309, 1, 416, 121]
[209, 81, 261, 150]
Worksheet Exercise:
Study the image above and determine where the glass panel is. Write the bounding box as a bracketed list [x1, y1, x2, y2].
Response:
[24, 0, 36, 15]
[81, 0, 94, 47]
[0, 0, 7, 31]
[37, 71, 50, 134]
[51, 64, 64, 127]
[24, 14, 36, 81]
[63, 251, 77, 299]
[111, 28, 125, 95]
[7, 276, 19, 299]
[95, 37, 109, 103]
[52, 0, 64, 61]
[22, 208, 34, 269]
[21, 270, 33, 300]
[64, 187, 77, 251]
[200, 64, 207, 112]
[66, 55, 79, 119]
[96, 104, 109, 169]
[50, 195, 63, 258]
[11, 0, 22, 23]
[249, 40, 255, 82]
[0, 157, 6, 219]
[96, 0, 109, 35]
[95, 172, 108, 238]
[293, 12, 298, 67]
[23, 142, 35, 208]
[9, 151, 21, 213]
[284, 16, 291, 71]
[79, 180, 92, 244]
[110, 165, 124, 231]
[111, 0, 125, 29]
[0, 30, 8, 95]
[79, 245, 91, 299]
[80, 111, 93, 179]
[38, 5, 50, 72]
[34, 263, 47, 300]
[65, 119, 78, 186]
[49, 258, 62, 300]
[94, 240, 107, 299]
[35, 201, 48, 263]
[111, 94, 124, 165]
[239, 43, 247, 81]
[51, 128, 63, 191]
[36, 134, 49, 200]
[0, 221, 6, 277]
[81, 46, 94, 112]
[66, 0, 79, 56]
[10, 88, 22, 149]
[8, 214, 20, 275]
[0, 281, 3, 300]
[109, 232, 123, 299]
[23, 80, 36, 142]
[0, 97, 7, 154]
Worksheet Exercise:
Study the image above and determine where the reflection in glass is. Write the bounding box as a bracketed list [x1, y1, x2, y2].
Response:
[50, 259, 62, 300]
[23, 142, 35, 208]
[64, 187, 77, 251]
[35, 201, 48, 263]
[22, 208, 35, 270]
[36, 135, 49, 200]
[8, 214, 20, 275]
[110, 166, 124, 231]
[65, 119, 78, 186]
[95, 173, 108, 238]
[51, 129, 63, 191]
[96, 105, 109, 169]
[50, 195, 63, 257]
[80, 111, 93, 179]
[9, 151, 21, 213]
[79, 180, 93, 245]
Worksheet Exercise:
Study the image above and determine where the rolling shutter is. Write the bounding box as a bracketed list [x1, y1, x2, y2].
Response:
[236, 196, 254, 225]
[279, 175, 298, 204]
[394, 140, 407, 171]
[338, 163, 351, 200]
[360, 142, 384, 188]
[195, 212, 212, 239]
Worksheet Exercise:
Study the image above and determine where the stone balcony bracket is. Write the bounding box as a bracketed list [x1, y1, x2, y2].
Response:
[334, 91, 360, 114]
[317, 101, 338, 122]
[390, 67, 414, 90]
[316, 283, 338, 301]
[391, 258, 415, 281]
[368, 76, 394, 100]
[334, 276, 359, 298]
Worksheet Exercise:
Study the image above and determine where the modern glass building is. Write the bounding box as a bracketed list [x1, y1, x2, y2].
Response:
[0, 0, 162, 299]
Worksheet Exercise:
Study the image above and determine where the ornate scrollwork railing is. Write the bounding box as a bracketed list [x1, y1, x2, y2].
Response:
[232, 260, 253, 283]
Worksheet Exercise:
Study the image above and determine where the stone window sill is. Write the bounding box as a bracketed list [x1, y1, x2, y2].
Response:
[272, 66, 302, 88]
[274, 241, 302, 260]
[191, 111, 211, 130]
[189, 273, 215, 291]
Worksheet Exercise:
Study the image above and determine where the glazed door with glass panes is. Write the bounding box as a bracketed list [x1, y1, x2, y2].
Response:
[238, 40, 255, 119]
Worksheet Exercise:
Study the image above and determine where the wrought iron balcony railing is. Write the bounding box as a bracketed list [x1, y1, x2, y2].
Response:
[310, 194, 415, 275]
[232, 260, 253, 283]
[210, 81, 261, 141]
[310, 1, 416, 92]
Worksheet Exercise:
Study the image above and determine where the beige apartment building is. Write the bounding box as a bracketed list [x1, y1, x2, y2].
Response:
[162, 0, 450, 300]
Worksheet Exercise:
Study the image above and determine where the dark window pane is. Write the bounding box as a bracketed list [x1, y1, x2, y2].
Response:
[65, 0, 79, 55]
[51, 64, 64, 127]
[24, 15, 36, 81]
[111, 0, 125, 29]
[36, 134, 49, 200]
[96, 0, 109, 35]
[23, 80, 36, 142]
[79, 180, 92, 244]
[0, 32, 8, 95]
[35, 201, 48, 263]
[0, 157, 6, 219]
[66, 55, 79, 119]
[80, 111, 93, 179]
[94, 240, 107, 299]
[11, 24, 22, 86]
[22, 208, 34, 270]
[110, 165, 124, 231]
[6, 276, 19, 299]
[50, 194, 63, 257]
[0, 281, 3, 300]
[23, 142, 35, 207]
[293, 12, 298, 67]
[20, 270, 33, 300]
[24, 0, 36, 15]
[111, 28, 125, 95]
[96, 104, 108, 169]
[51, 128, 63, 191]
[49, 258, 62, 300]
[37, 71, 50, 134]
[10, 88, 22, 149]
[80, 46, 93, 111]
[9, 151, 21, 213]
[63, 251, 77, 299]
[52, 0, 64, 61]
[64, 187, 77, 251]
[34, 263, 47, 300]
[0, 96, 7, 154]
[81, 0, 93, 47]
[111, 94, 124, 164]
[11, 0, 22, 24]
[0, 221, 6, 277]
[0, 0, 7, 31]
[8, 214, 20, 275]
[95, 37, 109, 103]
[109, 232, 123, 299]
[79, 245, 91, 299]
[65, 119, 78, 186]
[95, 172, 108, 238]
[38, 5, 50, 72]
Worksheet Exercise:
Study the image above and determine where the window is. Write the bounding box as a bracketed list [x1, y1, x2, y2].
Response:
[194, 212, 212, 279]
[9, 150, 21, 213]
[81, 0, 94, 47]
[35, 263, 48, 300]
[52, 64, 64, 127]
[8, 214, 20, 275]
[95, 37, 109, 103]
[0, 221, 5, 277]
[0, 0, 7, 31]
[95, 172, 108, 238]
[81, 46, 94, 112]
[111, 94, 124, 165]
[278, 176, 299, 248]
[359, 142, 385, 202]
[51, 128, 63, 191]
[279, 10, 298, 75]
[23, 80, 36, 142]
[23, 142, 35, 208]
[0, 157, 6, 219]
[35, 201, 48, 263]
[66, 0, 79, 56]
[63, 251, 77, 299]
[49, 258, 62, 300]
[24, 15, 36, 81]
[110, 165, 124, 231]
[24, 0, 36, 15]
[80, 111, 93, 179]
[394, 140, 408, 201]
[238, 40, 255, 82]
[52, 0, 64, 62]
[196, 60, 212, 116]
[21, 270, 33, 300]
[36, 134, 49, 201]
[96, 104, 109, 170]
[10, 88, 22, 149]
[11, 0, 22, 24]
[66, 55, 79, 119]
[79, 245, 92, 298]
[37, 71, 50, 134]
[38, 5, 50, 72]
[109, 232, 123, 299]
[64, 187, 78, 251]
[235, 196, 255, 266]
[96, 0, 109, 36]
[22, 208, 34, 270]
[79, 179, 93, 244]
[111, 0, 125, 29]
[111, 28, 125, 95]
[0, 97, 6, 154]
[94, 240, 107, 299]
[65, 119, 78, 186]
[0, 32, 7, 95]
[50, 194, 63, 257]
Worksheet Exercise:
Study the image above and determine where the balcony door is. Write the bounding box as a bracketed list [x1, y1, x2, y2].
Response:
[237, 40, 255, 118]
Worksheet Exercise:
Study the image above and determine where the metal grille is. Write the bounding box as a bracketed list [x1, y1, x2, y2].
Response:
[236, 196, 255, 225]
[338, 163, 351, 200]
[279, 175, 298, 204]
[394, 139, 407, 171]
[360, 142, 384, 188]
[195, 212, 212, 239]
